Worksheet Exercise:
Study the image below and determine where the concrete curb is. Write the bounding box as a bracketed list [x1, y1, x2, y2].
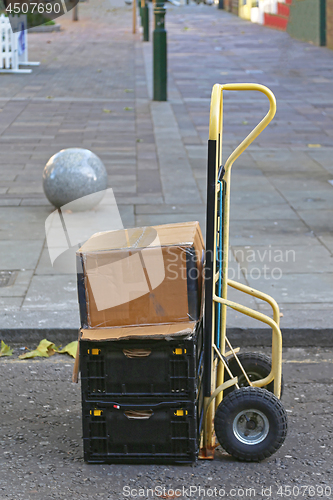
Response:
[227, 328, 333, 347]
[1, 328, 332, 347]
[0, 329, 79, 345]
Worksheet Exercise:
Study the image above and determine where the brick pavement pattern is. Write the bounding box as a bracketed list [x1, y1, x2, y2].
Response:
[0, 0, 332, 332]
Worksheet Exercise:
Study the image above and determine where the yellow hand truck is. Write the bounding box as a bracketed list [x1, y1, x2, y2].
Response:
[200, 83, 288, 462]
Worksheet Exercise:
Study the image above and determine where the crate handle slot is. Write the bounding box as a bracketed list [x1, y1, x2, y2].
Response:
[122, 349, 152, 358]
[124, 410, 153, 420]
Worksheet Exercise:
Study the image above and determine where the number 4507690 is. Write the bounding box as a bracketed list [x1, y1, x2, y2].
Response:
[277, 485, 332, 497]
[6, 2, 61, 14]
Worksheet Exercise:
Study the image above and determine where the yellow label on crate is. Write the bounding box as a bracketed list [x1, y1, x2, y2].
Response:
[174, 410, 188, 417]
[174, 348, 183, 355]
[90, 409, 103, 417]
[91, 349, 100, 355]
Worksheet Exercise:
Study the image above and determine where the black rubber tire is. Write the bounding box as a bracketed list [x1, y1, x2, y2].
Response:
[214, 387, 288, 462]
[224, 352, 284, 398]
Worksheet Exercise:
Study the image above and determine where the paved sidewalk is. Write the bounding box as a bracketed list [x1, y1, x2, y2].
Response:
[0, 0, 332, 338]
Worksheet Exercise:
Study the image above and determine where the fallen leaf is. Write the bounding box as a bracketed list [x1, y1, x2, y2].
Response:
[124, 89, 134, 93]
[307, 144, 321, 148]
[136, 138, 143, 143]
[242, 120, 248, 125]
[103, 109, 112, 113]
[19, 339, 57, 359]
[59, 341, 78, 358]
[123, 107, 133, 111]
[0, 340, 13, 357]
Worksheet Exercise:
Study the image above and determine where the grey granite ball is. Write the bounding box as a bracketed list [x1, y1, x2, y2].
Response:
[43, 148, 108, 210]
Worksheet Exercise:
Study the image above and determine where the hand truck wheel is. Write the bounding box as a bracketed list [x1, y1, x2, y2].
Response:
[223, 352, 284, 398]
[214, 387, 288, 462]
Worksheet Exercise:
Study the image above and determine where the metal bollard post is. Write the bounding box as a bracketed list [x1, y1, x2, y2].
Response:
[72, 3, 78, 21]
[153, 2, 167, 101]
[142, 0, 149, 41]
[132, 0, 137, 33]
[139, 0, 143, 25]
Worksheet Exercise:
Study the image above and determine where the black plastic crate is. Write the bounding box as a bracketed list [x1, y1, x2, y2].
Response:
[80, 321, 203, 400]
[82, 399, 202, 464]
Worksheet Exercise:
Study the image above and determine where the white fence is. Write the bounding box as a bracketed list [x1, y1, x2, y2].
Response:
[0, 14, 40, 73]
[251, 0, 278, 24]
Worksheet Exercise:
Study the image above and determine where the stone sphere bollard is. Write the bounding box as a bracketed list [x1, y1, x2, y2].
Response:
[43, 148, 108, 210]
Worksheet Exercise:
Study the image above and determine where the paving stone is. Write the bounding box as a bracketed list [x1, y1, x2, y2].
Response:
[281, 189, 333, 211]
[20, 198, 52, 206]
[246, 272, 333, 304]
[229, 219, 319, 247]
[0, 198, 21, 206]
[135, 204, 204, 215]
[0, 297, 23, 311]
[151, 102, 202, 204]
[232, 244, 333, 274]
[7, 185, 45, 194]
[318, 233, 333, 253]
[0, 270, 34, 298]
[0, 240, 44, 270]
[137, 170, 162, 194]
[0, 207, 51, 240]
[297, 209, 333, 234]
[22, 275, 80, 312]
[118, 204, 135, 228]
[230, 200, 299, 221]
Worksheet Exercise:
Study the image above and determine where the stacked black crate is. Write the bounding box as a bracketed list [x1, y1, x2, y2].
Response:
[76, 222, 205, 464]
[80, 323, 204, 463]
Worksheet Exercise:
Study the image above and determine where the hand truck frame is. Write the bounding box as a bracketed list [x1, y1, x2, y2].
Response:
[200, 83, 287, 462]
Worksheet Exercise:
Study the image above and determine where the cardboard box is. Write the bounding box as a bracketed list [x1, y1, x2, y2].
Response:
[76, 221, 204, 329]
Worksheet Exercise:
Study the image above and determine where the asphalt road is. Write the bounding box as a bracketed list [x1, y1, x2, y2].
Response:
[0, 346, 332, 500]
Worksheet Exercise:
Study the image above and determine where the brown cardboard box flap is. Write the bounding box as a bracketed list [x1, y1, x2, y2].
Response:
[80, 321, 197, 341]
[72, 321, 200, 382]
[78, 221, 204, 254]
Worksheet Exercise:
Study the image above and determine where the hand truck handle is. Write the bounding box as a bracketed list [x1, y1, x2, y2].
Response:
[209, 83, 276, 173]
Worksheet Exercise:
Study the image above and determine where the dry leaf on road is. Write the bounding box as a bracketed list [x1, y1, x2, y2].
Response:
[19, 339, 57, 360]
[0, 340, 13, 357]
[59, 341, 78, 358]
